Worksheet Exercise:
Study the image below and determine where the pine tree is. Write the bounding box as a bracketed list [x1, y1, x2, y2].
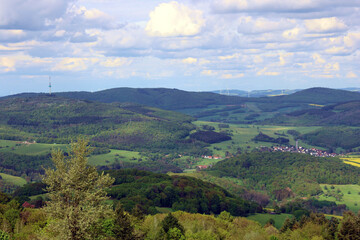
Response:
[113, 203, 135, 240]
[42, 138, 114, 240]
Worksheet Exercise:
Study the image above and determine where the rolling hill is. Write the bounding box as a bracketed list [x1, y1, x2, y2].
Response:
[0, 95, 204, 154]
[263, 101, 360, 126]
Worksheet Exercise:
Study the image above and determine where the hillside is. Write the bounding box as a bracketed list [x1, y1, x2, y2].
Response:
[0, 96, 203, 154]
[263, 101, 360, 126]
[206, 152, 360, 199]
[14, 168, 261, 216]
[265, 87, 360, 104]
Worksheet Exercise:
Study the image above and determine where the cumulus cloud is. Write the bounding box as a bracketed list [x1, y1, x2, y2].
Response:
[305, 17, 347, 33]
[146, 1, 205, 37]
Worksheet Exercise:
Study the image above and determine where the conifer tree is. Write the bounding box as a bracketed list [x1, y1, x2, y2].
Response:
[42, 138, 114, 240]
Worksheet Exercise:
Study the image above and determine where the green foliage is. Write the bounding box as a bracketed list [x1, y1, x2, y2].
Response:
[42, 138, 114, 240]
[190, 130, 231, 144]
[0, 230, 9, 240]
[112, 203, 136, 240]
[337, 211, 360, 240]
[301, 126, 360, 150]
[207, 152, 360, 199]
[106, 169, 260, 216]
[160, 213, 185, 238]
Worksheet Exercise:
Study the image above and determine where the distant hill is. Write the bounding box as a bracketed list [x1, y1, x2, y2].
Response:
[263, 101, 360, 126]
[2, 88, 246, 110]
[4, 87, 360, 124]
[268, 88, 360, 104]
[0, 96, 208, 154]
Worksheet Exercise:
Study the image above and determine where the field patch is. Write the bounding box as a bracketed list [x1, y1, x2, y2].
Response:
[0, 173, 27, 186]
[319, 184, 360, 213]
[88, 149, 146, 165]
[0, 140, 67, 155]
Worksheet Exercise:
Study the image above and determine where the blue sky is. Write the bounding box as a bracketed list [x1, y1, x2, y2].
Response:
[0, 0, 359, 96]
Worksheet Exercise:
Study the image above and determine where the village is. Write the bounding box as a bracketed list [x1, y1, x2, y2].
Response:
[257, 145, 343, 158]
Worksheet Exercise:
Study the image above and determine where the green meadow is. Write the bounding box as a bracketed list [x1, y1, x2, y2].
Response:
[88, 149, 146, 166]
[246, 213, 294, 229]
[319, 184, 360, 213]
[0, 140, 67, 155]
[0, 173, 27, 187]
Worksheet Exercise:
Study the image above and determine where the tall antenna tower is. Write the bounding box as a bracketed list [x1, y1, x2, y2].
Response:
[49, 76, 52, 95]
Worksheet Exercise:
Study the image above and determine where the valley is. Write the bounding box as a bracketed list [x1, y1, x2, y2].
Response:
[0, 87, 360, 238]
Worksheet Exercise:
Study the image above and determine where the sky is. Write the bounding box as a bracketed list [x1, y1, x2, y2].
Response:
[0, 0, 360, 96]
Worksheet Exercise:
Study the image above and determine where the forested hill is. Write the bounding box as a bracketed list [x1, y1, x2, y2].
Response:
[257, 87, 360, 104]
[2, 88, 246, 110]
[263, 100, 360, 126]
[0, 96, 204, 153]
[206, 152, 360, 199]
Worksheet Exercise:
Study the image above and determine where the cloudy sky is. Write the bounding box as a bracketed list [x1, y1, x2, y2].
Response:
[0, 0, 359, 96]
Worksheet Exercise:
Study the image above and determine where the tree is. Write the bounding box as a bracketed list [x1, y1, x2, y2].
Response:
[158, 213, 185, 240]
[113, 203, 135, 240]
[42, 138, 114, 240]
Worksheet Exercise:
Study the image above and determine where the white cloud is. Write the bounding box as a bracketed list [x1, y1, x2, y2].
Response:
[146, 1, 205, 37]
[305, 17, 347, 33]
[182, 57, 198, 64]
[0, 56, 16, 72]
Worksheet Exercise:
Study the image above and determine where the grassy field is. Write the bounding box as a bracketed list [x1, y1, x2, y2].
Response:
[88, 149, 146, 166]
[318, 184, 360, 213]
[246, 213, 293, 229]
[194, 121, 322, 158]
[0, 140, 67, 155]
[0, 173, 27, 186]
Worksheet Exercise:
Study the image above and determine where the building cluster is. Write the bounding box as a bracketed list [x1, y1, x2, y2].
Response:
[258, 145, 341, 157]
[201, 155, 223, 160]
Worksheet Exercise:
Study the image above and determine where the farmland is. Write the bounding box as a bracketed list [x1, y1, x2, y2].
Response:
[318, 184, 360, 213]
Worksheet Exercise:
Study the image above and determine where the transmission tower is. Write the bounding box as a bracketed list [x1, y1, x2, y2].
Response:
[49, 76, 52, 95]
